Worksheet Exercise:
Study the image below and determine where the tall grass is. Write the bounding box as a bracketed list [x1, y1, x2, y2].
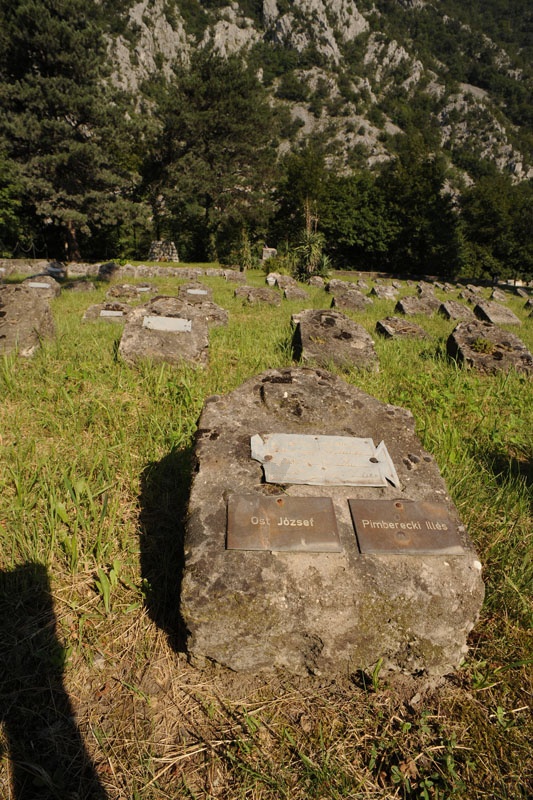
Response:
[0, 269, 531, 798]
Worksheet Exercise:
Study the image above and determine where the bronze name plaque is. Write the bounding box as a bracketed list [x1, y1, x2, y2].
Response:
[227, 494, 342, 552]
[349, 499, 465, 555]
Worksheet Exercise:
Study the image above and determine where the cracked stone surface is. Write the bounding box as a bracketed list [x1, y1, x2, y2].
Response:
[181, 367, 485, 677]
[376, 316, 429, 339]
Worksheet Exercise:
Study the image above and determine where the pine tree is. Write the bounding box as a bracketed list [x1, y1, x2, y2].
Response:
[0, 0, 142, 260]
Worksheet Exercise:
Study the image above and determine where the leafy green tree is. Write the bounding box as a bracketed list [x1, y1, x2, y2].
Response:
[376, 139, 463, 276]
[271, 145, 329, 246]
[0, 0, 142, 260]
[319, 172, 396, 268]
[460, 175, 533, 280]
[144, 49, 279, 262]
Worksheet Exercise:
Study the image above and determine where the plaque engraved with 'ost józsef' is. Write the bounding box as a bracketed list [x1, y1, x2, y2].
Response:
[226, 494, 342, 552]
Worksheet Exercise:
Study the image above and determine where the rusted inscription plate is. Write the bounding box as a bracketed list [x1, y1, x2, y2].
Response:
[227, 494, 342, 552]
[349, 499, 465, 555]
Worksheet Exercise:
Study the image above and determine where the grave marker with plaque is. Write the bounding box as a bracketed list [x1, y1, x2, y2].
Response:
[181, 368, 484, 677]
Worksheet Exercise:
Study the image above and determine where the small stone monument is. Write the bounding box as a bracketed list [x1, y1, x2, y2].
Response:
[375, 316, 428, 339]
[118, 296, 226, 367]
[0, 285, 55, 356]
[234, 286, 281, 306]
[147, 241, 179, 262]
[22, 274, 61, 298]
[447, 320, 533, 375]
[474, 301, 521, 326]
[439, 301, 476, 322]
[292, 309, 378, 371]
[82, 302, 132, 322]
[395, 295, 440, 316]
[180, 368, 484, 676]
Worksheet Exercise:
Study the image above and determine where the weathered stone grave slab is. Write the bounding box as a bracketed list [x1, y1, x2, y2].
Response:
[331, 288, 372, 311]
[474, 301, 521, 326]
[146, 295, 228, 328]
[370, 285, 398, 300]
[292, 309, 378, 371]
[234, 286, 281, 306]
[181, 367, 484, 676]
[265, 271, 281, 287]
[273, 274, 298, 290]
[106, 283, 155, 299]
[0, 285, 55, 356]
[118, 301, 209, 367]
[308, 275, 325, 287]
[376, 316, 428, 339]
[447, 320, 533, 375]
[284, 285, 309, 301]
[439, 301, 476, 321]
[82, 302, 131, 322]
[22, 275, 61, 298]
[178, 283, 213, 303]
[224, 269, 247, 283]
[490, 288, 508, 303]
[395, 295, 440, 316]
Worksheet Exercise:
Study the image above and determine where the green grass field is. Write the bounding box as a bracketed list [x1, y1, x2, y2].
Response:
[1, 268, 531, 799]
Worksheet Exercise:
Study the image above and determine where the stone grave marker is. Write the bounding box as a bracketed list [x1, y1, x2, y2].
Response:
[331, 287, 372, 312]
[284, 286, 309, 301]
[376, 316, 429, 339]
[234, 286, 281, 306]
[274, 274, 298, 290]
[292, 309, 378, 371]
[439, 301, 476, 321]
[395, 295, 440, 316]
[370, 285, 398, 300]
[447, 320, 533, 375]
[0, 285, 55, 356]
[490, 288, 508, 303]
[22, 275, 61, 298]
[265, 271, 281, 287]
[118, 300, 210, 367]
[308, 275, 325, 287]
[147, 295, 228, 328]
[224, 269, 247, 283]
[474, 301, 521, 326]
[178, 283, 213, 303]
[181, 367, 484, 676]
[82, 302, 131, 322]
[514, 287, 529, 299]
[106, 283, 155, 300]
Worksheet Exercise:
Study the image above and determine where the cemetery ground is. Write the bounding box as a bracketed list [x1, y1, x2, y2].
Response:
[0, 266, 532, 799]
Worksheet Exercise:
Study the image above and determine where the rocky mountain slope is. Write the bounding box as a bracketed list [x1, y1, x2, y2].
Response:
[105, 0, 532, 181]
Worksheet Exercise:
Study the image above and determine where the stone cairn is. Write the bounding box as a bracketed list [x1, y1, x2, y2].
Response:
[147, 241, 179, 262]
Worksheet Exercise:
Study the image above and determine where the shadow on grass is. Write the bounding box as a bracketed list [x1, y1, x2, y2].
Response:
[138, 446, 194, 653]
[0, 563, 107, 800]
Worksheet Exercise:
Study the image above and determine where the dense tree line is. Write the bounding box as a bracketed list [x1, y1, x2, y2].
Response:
[0, 1, 531, 280]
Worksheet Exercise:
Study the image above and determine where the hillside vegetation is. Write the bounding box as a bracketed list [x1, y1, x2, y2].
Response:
[0, 0, 532, 278]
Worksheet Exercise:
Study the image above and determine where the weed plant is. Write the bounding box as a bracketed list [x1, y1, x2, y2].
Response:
[0, 269, 531, 798]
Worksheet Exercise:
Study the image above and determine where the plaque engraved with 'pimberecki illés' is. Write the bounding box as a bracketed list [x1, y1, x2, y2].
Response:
[349, 499, 465, 554]
[226, 494, 342, 552]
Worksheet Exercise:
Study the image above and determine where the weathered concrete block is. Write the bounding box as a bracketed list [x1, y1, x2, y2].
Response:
[447, 320, 533, 375]
[181, 368, 484, 677]
[474, 301, 521, 326]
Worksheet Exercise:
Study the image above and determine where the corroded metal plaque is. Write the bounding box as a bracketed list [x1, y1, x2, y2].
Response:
[142, 315, 192, 332]
[227, 494, 342, 552]
[349, 499, 465, 555]
[251, 433, 399, 488]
